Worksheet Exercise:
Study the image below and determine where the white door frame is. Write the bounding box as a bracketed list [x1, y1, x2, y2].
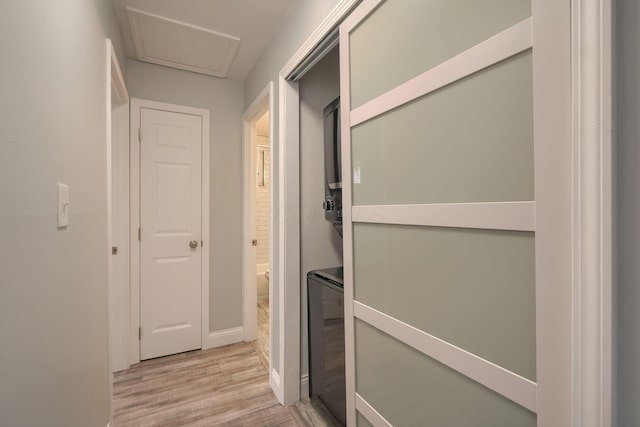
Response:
[129, 98, 210, 364]
[571, 0, 613, 425]
[276, 0, 360, 405]
[109, 43, 131, 374]
[241, 82, 274, 359]
[106, 38, 129, 425]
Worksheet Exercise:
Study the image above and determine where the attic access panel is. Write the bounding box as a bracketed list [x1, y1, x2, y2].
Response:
[127, 7, 240, 78]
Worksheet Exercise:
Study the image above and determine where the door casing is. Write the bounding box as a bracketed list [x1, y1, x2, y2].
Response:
[106, 37, 129, 427]
[129, 98, 210, 365]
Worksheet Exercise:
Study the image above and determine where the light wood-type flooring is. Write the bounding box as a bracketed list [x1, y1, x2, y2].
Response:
[254, 295, 270, 370]
[113, 294, 339, 426]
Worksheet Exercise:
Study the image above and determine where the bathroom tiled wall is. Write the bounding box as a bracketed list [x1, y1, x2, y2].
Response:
[256, 135, 270, 265]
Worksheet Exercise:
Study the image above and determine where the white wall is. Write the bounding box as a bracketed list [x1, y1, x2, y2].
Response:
[299, 46, 343, 391]
[243, 1, 343, 106]
[0, 1, 125, 425]
[243, 0, 342, 380]
[615, 1, 640, 424]
[126, 59, 245, 333]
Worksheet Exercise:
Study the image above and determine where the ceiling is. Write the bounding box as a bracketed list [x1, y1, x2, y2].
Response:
[113, 0, 295, 80]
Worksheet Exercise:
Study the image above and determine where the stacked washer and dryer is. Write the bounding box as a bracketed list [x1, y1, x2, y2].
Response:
[307, 96, 345, 425]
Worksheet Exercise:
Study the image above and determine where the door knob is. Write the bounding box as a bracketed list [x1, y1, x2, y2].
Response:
[323, 199, 335, 211]
[189, 240, 198, 249]
[252, 239, 258, 247]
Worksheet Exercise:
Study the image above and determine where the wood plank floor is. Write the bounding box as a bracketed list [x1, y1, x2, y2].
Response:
[253, 295, 270, 370]
[113, 340, 338, 426]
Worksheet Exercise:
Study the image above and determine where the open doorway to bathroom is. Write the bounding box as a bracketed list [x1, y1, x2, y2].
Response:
[241, 82, 274, 378]
[254, 110, 270, 369]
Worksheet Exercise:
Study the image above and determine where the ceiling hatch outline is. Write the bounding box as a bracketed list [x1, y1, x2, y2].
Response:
[126, 6, 240, 78]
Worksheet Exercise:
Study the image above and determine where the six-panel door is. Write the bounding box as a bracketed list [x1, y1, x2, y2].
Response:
[140, 107, 203, 360]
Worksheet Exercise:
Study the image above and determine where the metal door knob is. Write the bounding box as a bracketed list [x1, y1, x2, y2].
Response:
[323, 199, 335, 211]
[189, 240, 198, 249]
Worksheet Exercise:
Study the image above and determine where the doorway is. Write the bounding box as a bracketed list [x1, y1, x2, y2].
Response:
[276, 3, 354, 404]
[254, 110, 271, 369]
[242, 82, 274, 378]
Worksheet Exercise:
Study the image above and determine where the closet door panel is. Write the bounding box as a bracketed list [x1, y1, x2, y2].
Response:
[351, 51, 533, 206]
[349, 0, 531, 108]
[355, 320, 537, 426]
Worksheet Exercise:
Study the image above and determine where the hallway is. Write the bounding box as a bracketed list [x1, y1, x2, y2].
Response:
[113, 342, 336, 426]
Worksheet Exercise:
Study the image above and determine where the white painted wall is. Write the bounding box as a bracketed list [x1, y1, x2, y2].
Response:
[0, 1, 126, 425]
[243, 0, 342, 379]
[299, 47, 343, 392]
[126, 59, 245, 333]
[615, 1, 640, 425]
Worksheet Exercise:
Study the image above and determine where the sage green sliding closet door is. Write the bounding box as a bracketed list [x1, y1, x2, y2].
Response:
[353, 224, 536, 381]
[339, 0, 555, 425]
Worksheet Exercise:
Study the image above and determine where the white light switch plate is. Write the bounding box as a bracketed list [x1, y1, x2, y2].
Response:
[57, 183, 70, 228]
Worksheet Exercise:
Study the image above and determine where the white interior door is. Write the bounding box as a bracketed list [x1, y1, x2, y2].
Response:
[140, 107, 203, 360]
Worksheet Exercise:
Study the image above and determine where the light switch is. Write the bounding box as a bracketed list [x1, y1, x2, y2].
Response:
[57, 183, 70, 228]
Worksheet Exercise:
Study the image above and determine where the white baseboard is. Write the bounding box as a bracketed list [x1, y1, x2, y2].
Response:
[300, 374, 310, 400]
[270, 368, 284, 404]
[203, 326, 244, 349]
